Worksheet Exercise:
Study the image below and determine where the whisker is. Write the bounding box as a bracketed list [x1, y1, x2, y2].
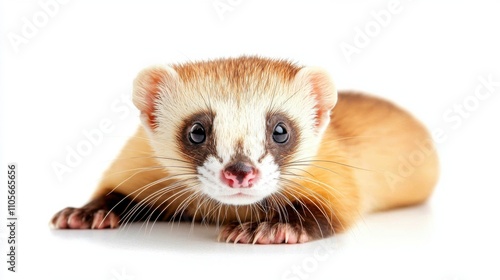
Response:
[279, 178, 338, 235]
[189, 192, 213, 228]
[102, 166, 182, 178]
[101, 174, 196, 228]
[199, 197, 220, 225]
[284, 159, 374, 173]
[173, 189, 203, 223]
[281, 171, 347, 199]
[148, 186, 200, 233]
[120, 179, 195, 231]
[325, 135, 385, 144]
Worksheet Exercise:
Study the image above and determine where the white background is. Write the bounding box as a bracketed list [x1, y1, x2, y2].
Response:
[1, 0, 500, 279]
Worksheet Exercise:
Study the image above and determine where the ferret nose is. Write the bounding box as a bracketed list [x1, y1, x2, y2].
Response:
[222, 162, 257, 188]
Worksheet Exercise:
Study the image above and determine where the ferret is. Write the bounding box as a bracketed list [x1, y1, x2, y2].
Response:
[51, 56, 439, 244]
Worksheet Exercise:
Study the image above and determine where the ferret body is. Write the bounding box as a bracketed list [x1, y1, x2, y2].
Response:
[51, 57, 439, 244]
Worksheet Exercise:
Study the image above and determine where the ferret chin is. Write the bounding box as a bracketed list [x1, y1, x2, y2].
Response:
[51, 56, 439, 244]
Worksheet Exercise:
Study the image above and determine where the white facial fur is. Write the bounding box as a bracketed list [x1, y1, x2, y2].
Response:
[134, 60, 337, 206]
[197, 155, 280, 205]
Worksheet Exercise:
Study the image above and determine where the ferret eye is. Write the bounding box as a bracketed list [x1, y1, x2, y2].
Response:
[272, 123, 289, 144]
[189, 123, 206, 144]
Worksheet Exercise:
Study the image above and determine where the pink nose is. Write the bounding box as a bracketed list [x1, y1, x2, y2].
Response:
[222, 162, 257, 188]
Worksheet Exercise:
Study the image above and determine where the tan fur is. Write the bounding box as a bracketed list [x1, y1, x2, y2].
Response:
[330, 93, 439, 214]
[172, 56, 301, 87]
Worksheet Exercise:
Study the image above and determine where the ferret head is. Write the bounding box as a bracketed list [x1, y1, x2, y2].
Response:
[133, 57, 337, 206]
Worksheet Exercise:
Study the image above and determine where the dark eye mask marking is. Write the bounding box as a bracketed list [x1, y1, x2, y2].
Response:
[177, 111, 217, 166]
[265, 112, 300, 167]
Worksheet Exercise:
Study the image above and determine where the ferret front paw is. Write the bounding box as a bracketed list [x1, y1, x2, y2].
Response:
[50, 207, 119, 229]
[219, 222, 309, 244]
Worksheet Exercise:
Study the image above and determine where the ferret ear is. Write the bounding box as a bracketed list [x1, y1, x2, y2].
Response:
[133, 66, 179, 130]
[294, 67, 338, 135]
